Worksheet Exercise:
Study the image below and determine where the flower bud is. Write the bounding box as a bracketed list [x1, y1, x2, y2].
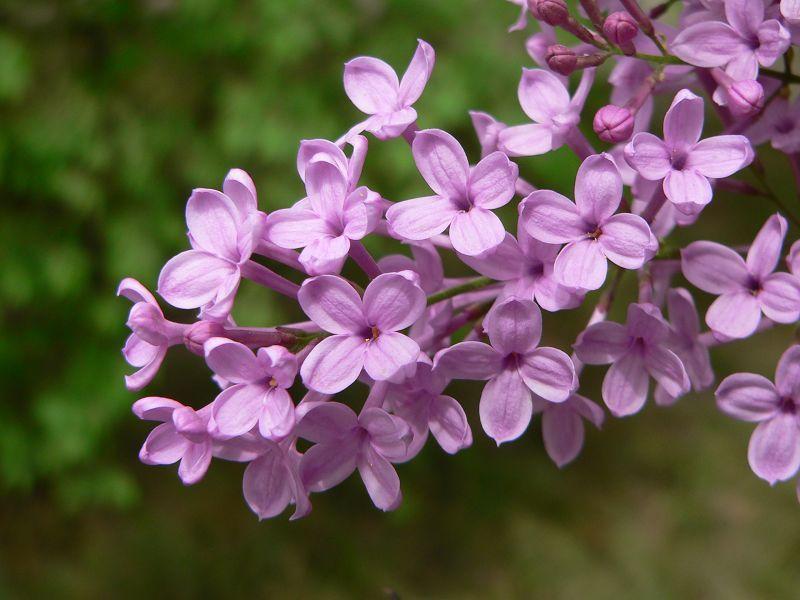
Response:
[603, 11, 638, 48]
[529, 0, 569, 27]
[546, 44, 577, 75]
[726, 80, 764, 117]
[593, 105, 635, 143]
[183, 320, 226, 356]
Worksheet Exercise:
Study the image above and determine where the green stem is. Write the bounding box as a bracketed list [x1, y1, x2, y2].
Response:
[426, 276, 496, 306]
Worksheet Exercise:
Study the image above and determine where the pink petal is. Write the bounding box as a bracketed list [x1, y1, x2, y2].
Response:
[484, 297, 542, 355]
[386, 195, 460, 241]
[140, 423, 188, 465]
[300, 438, 359, 492]
[449, 208, 506, 256]
[706, 291, 762, 339]
[457, 233, 525, 281]
[644, 346, 690, 399]
[433, 341, 503, 380]
[296, 402, 358, 444]
[747, 214, 787, 279]
[670, 22, 747, 67]
[266, 207, 334, 249]
[567, 393, 605, 428]
[204, 337, 263, 383]
[305, 160, 348, 218]
[178, 441, 212, 485]
[598, 213, 651, 269]
[296, 138, 348, 183]
[542, 404, 584, 467]
[574, 154, 623, 224]
[479, 369, 533, 444]
[776, 345, 800, 398]
[663, 169, 712, 211]
[398, 39, 435, 106]
[716, 373, 780, 421]
[518, 346, 576, 403]
[686, 135, 753, 178]
[663, 89, 705, 147]
[117, 277, 157, 305]
[574, 321, 630, 364]
[520, 190, 586, 244]
[357, 443, 402, 511]
[363, 272, 427, 332]
[681, 241, 750, 294]
[759, 272, 800, 323]
[748, 413, 800, 485]
[428, 395, 472, 454]
[602, 351, 649, 417]
[343, 56, 399, 115]
[132, 396, 182, 422]
[468, 151, 518, 209]
[297, 275, 366, 334]
[223, 168, 257, 219]
[624, 133, 671, 180]
[497, 123, 554, 156]
[411, 129, 469, 199]
[554, 239, 608, 291]
[123, 334, 161, 369]
[157, 250, 236, 309]
[725, 0, 763, 35]
[666, 287, 701, 338]
[124, 347, 166, 391]
[243, 447, 293, 520]
[298, 235, 350, 276]
[300, 334, 367, 394]
[258, 387, 296, 440]
[518, 68, 570, 124]
[186, 189, 242, 260]
[363, 332, 420, 382]
[212, 384, 266, 436]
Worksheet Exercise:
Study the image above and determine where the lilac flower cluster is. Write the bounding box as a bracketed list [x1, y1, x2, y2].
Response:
[120, 1, 800, 519]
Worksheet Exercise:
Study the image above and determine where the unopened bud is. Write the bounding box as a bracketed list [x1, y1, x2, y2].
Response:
[726, 80, 764, 117]
[593, 105, 635, 143]
[546, 44, 577, 75]
[184, 320, 226, 356]
[529, 0, 569, 27]
[603, 11, 638, 52]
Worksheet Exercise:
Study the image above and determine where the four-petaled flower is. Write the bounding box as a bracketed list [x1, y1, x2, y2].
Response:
[435, 297, 577, 444]
[682, 214, 800, 339]
[521, 153, 653, 291]
[299, 272, 426, 394]
[386, 128, 518, 256]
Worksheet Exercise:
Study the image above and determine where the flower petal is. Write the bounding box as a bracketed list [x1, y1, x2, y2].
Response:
[386, 195, 460, 241]
[671, 22, 747, 68]
[186, 189, 242, 260]
[223, 168, 257, 218]
[574, 321, 630, 364]
[363, 272, 427, 332]
[706, 291, 762, 339]
[484, 297, 542, 355]
[681, 241, 749, 294]
[624, 133, 671, 180]
[686, 135, 753, 178]
[343, 56, 399, 115]
[663, 169, 712, 211]
[602, 351, 649, 417]
[178, 442, 212, 485]
[554, 239, 608, 291]
[759, 272, 800, 323]
[296, 402, 358, 444]
[212, 384, 266, 437]
[157, 250, 236, 310]
[519, 346, 576, 403]
[298, 235, 350, 276]
[449, 208, 506, 256]
[204, 337, 263, 383]
[140, 423, 187, 465]
[259, 387, 296, 440]
[574, 154, 623, 224]
[497, 123, 554, 156]
[644, 346, 689, 399]
[518, 68, 570, 124]
[716, 373, 780, 422]
[664, 89, 705, 147]
[363, 332, 420, 382]
[433, 341, 503, 380]
[598, 213, 651, 269]
[398, 39, 435, 106]
[357, 443, 402, 511]
[468, 151, 518, 209]
[776, 345, 800, 398]
[520, 190, 586, 244]
[479, 370, 533, 444]
[300, 438, 359, 492]
[411, 129, 469, 199]
[748, 413, 800, 485]
[542, 404, 584, 467]
[243, 447, 293, 520]
[429, 395, 472, 454]
[266, 207, 334, 249]
[305, 160, 348, 218]
[300, 335, 367, 394]
[747, 214, 787, 280]
[298, 275, 366, 334]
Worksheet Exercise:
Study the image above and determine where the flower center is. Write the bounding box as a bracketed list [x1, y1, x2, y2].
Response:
[268, 377, 278, 388]
[366, 326, 380, 342]
[779, 396, 797, 414]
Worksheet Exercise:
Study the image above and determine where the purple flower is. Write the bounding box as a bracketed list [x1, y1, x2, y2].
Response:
[243, 440, 311, 521]
[296, 135, 368, 192]
[498, 67, 594, 157]
[745, 96, 800, 154]
[205, 338, 298, 439]
[385, 356, 473, 459]
[343, 40, 435, 140]
[469, 110, 507, 158]
[297, 402, 411, 511]
[681, 214, 800, 339]
[458, 221, 584, 311]
[672, 0, 790, 81]
[434, 298, 577, 444]
[266, 156, 382, 275]
[158, 169, 264, 319]
[655, 287, 714, 405]
[533, 392, 604, 467]
[298, 272, 426, 394]
[386, 128, 518, 256]
[574, 303, 690, 417]
[625, 89, 753, 214]
[520, 153, 653, 291]
[716, 345, 800, 485]
[133, 397, 215, 485]
[118, 278, 186, 390]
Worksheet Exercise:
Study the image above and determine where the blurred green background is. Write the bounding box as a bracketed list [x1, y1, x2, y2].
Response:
[2, 0, 800, 597]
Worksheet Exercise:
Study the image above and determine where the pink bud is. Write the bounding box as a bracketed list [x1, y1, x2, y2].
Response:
[593, 105, 635, 143]
[603, 11, 639, 47]
[546, 44, 577, 76]
[529, 0, 569, 27]
[726, 80, 764, 117]
[183, 320, 226, 356]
